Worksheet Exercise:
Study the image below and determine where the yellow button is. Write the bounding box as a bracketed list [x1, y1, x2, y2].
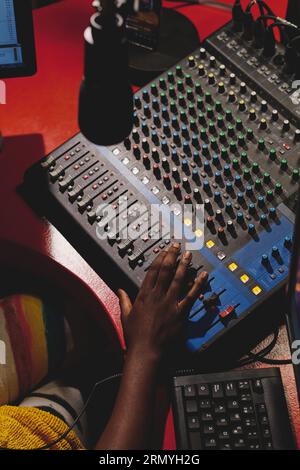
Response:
[240, 274, 249, 284]
[184, 218, 192, 227]
[194, 229, 203, 238]
[228, 262, 238, 272]
[206, 240, 215, 249]
[252, 285, 262, 296]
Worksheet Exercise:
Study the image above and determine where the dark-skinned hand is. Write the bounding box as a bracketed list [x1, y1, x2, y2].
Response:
[118, 243, 208, 360]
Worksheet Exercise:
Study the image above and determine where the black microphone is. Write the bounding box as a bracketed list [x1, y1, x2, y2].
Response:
[78, 2, 133, 146]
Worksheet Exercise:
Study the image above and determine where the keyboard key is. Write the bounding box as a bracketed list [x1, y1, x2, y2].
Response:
[199, 399, 212, 409]
[203, 424, 215, 435]
[214, 403, 226, 414]
[201, 411, 213, 422]
[232, 425, 243, 436]
[253, 379, 263, 393]
[260, 415, 269, 426]
[204, 438, 217, 449]
[220, 443, 232, 450]
[230, 412, 242, 423]
[238, 380, 250, 391]
[234, 438, 246, 449]
[219, 430, 230, 440]
[262, 427, 271, 438]
[212, 383, 224, 399]
[246, 430, 259, 440]
[185, 399, 198, 414]
[249, 442, 261, 450]
[225, 381, 237, 397]
[240, 393, 252, 403]
[228, 399, 239, 409]
[189, 432, 202, 450]
[188, 416, 200, 430]
[264, 440, 273, 450]
[216, 417, 228, 427]
[198, 383, 210, 396]
[184, 384, 196, 397]
[257, 403, 267, 414]
[244, 418, 257, 428]
[242, 405, 254, 415]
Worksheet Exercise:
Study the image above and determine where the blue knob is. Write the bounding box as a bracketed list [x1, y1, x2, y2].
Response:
[203, 180, 210, 191]
[193, 151, 200, 162]
[182, 159, 189, 169]
[192, 134, 198, 146]
[202, 144, 209, 156]
[172, 116, 178, 127]
[258, 196, 265, 207]
[248, 223, 255, 233]
[237, 212, 244, 223]
[272, 246, 279, 257]
[214, 191, 221, 201]
[261, 254, 269, 265]
[269, 207, 276, 217]
[246, 185, 253, 195]
[226, 201, 232, 211]
[152, 98, 159, 110]
[212, 154, 219, 164]
[224, 164, 231, 176]
[249, 203, 256, 214]
[237, 192, 244, 202]
[192, 169, 199, 179]
[284, 236, 292, 248]
[151, 130, 158, 141]
[162, 106, 169, 119]
[183, 141, 190, 153]
[163, 122, 170, 133]
[260, 214, 267, 224]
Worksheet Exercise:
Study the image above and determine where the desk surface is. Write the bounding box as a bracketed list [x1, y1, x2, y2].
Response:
[0, 0, 299, 449]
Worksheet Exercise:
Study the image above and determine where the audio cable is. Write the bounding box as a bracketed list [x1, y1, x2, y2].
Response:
[246, 0, 275, 18]
[0, 373, 123, 451]
[165, 0, 232, 11]
[237, 327, 292, 367]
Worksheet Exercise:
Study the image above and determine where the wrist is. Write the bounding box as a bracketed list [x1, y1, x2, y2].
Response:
[126, 343, 162, 367]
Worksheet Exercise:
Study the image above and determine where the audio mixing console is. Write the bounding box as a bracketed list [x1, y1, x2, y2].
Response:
[24, 23, 300, 355]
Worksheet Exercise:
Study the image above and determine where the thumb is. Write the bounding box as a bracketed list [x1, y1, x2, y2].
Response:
[117, 289, 132, 322]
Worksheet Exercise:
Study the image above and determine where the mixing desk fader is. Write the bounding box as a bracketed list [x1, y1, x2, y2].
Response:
[24, 41, 300, 354]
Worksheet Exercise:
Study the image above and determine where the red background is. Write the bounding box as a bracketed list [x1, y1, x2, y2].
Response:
[0, 0, 299, 449]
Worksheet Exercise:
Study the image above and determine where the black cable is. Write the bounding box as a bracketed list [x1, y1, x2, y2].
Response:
[165, 0, 232, 11]
[0, 373, 123, 451]
[267, 21, 296, 45]
[237, 327, 292, 367]
[246, 0, 275, 17]
[289, 34, 300, 47]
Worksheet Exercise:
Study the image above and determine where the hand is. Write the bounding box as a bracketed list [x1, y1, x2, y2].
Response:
[118, 243, 208, 360]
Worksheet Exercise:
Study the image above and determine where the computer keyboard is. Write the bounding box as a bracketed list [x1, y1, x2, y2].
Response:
[172, 368, 295, 450]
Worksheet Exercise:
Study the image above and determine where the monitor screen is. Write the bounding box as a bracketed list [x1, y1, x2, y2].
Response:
[0, 0, 36, 78]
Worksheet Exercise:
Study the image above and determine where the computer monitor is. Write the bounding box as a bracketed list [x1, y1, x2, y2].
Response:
[287, 187, 300, 403]
[0, 0, 36, 78]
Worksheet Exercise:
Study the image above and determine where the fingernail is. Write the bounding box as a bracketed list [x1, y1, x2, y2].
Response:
[201, 271, 208, 279]
[183, 251, 192, 262]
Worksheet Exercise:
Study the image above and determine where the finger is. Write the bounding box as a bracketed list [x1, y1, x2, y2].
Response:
[142, 250, 167, 290]
[178, 271, 208, 313]
[155, 243, 181, 293]
[117, 289, 133, 323]
[167, 251, 192, 299]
